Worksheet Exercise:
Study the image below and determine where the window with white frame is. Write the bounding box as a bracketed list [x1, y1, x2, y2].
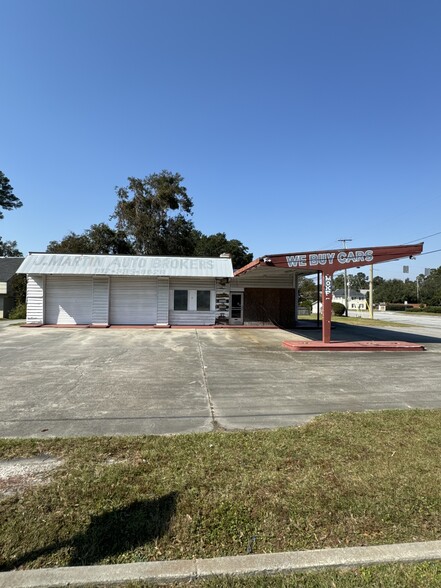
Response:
[172, 289, 213, 312]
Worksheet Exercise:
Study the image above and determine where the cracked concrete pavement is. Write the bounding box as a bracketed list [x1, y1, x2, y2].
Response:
[1, 321, 440, 437]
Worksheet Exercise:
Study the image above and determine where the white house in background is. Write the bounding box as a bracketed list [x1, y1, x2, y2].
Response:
[333, 289, 367, 310]
[312, 288, 367, 314]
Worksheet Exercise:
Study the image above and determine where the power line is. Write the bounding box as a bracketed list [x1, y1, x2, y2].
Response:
[420, 247, 441, 256]
[403, 230, 441, 245]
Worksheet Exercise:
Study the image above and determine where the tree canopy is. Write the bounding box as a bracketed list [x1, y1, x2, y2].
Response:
[418, 268, 441, 306]
[333, 271, 368, 291]
[297, 276, 317, 310]
[47, 223, 133, 255]
[0, 171, 23, 257]
[0, 238, 22, 257]
[111, 171, 194, 256]
[47, 170, 253, 268]
[192, 231, 252, 269]
[0, 171, 22, 219]
[373, 278, 417, 304]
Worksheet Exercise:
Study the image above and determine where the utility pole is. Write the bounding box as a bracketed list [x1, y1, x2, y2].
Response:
[369, 264, 374, 319]
[338, 238, 352, 317]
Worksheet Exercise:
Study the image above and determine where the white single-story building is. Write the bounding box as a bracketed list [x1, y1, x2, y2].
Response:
[17, 253, 297, 327]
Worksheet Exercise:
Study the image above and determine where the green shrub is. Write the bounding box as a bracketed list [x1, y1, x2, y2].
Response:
[9, 302, 26, 320]
[386, 304, 408, 311]
[332, 302, 346, 316]
[299, 299, 312, 313]
[406, 306, 441, 314]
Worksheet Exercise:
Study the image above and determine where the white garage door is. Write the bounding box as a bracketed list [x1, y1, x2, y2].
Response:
[110, 277, 157, 324]
[45, 276, 93, 325]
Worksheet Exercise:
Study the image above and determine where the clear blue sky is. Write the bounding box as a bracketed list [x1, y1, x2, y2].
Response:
[1, 0, 440, 279]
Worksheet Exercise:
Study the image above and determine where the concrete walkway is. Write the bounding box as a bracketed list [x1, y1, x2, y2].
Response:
[1, 540, 440, 587]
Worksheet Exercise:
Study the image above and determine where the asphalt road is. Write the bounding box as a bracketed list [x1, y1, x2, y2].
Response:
[0, 321, 440, 438]
[353, 310, 441, 330]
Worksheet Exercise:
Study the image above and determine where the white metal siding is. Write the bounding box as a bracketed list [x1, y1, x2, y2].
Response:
[92, 277, 109, 324]
[169, 309, 215, 326]
[170, 278, 216, 291]
[45, 276, 93, 324]
[109, 277, 157, 324]
[26, 276, 45, 324]
[169, 278, 216, 325]
[156, 277, 170, 325]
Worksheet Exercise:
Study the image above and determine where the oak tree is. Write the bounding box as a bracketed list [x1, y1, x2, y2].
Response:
[0, 171, 22, 219]
[47, 223, 133, 254]
[0, 238, 22, 257]
[112, 171, 194, 255]
[192, 231, 252, 269]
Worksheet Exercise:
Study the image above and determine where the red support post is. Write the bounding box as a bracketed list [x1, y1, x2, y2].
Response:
[321, 271, 333, 343]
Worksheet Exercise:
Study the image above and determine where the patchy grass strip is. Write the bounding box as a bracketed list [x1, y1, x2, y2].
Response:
[0, 410, 440, 571]
[120, 562, 441, 587]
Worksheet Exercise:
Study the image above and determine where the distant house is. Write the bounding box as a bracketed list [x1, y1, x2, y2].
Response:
[0, 257, 24, 318]
[311, 288, 367, 314]
[332, 289, 367, 311]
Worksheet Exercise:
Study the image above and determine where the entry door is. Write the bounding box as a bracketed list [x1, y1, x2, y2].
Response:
[230, 292, 244, 325]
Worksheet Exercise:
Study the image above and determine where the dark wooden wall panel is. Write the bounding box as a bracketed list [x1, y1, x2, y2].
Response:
[244, 288, 295, 327]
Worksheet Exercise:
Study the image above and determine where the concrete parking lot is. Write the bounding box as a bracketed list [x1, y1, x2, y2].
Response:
[1, 322, 440, 437]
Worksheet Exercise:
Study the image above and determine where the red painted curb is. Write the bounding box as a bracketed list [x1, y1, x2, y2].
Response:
[21, 324, 280, 330]
[283, 340, 426, 352]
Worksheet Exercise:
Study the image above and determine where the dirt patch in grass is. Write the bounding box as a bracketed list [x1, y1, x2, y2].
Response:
[0, 455, 62, 498]
[0, 410, 440, 571]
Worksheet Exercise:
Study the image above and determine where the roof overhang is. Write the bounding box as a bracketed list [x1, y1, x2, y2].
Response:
[234, 243, 424, 277]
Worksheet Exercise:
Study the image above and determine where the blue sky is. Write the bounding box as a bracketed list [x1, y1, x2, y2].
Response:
[1, 0, 440, 279]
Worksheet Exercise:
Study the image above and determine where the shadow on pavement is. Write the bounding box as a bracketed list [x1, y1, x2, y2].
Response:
[289, 322, 441, 345]
[0, 492, 177, 570]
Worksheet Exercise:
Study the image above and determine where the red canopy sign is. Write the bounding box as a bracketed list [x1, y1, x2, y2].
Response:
[234, 242, 424, 344]
[262, 243, 424, 273]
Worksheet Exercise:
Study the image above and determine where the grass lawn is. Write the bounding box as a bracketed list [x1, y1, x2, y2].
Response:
[1, 410, 440, 572]
[122, 562, 441, 587]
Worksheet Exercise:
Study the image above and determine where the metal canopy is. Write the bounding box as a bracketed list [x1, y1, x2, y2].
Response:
[235, 243, 424, 276]
[235, 243, 424, 343]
